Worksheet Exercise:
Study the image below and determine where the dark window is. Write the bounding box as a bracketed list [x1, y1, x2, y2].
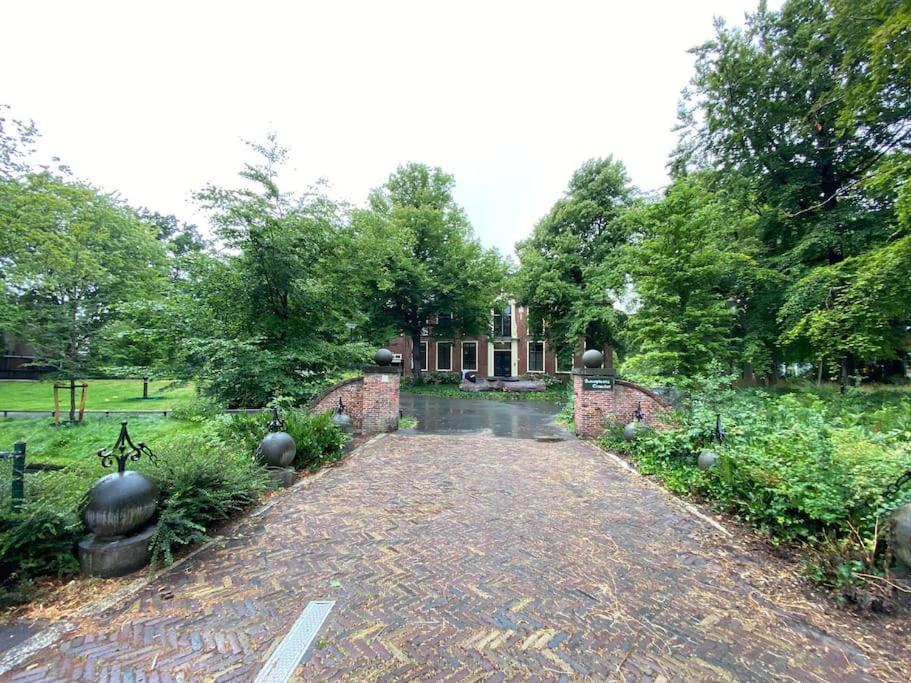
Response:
[528, 341, 545, 373]
[419, 342, 428, 371]
[462, 342, 477, 371]
[437, 342, 453, 371]
[556, 348, 573, 373]
[492, 305, 512, 337]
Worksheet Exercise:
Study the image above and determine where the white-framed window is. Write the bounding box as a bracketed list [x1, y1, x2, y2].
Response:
[527, 340, 545, 373]
[436, 341, 453, 371]
[556, 348, 573, 374]
[492, 305, 512, 338]
[462, 341, 478, 371]
[419, 341, 428, 371]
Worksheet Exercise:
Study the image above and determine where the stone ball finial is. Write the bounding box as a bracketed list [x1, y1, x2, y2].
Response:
[582, 349, 603, 369]
[374, 348, 394, 366]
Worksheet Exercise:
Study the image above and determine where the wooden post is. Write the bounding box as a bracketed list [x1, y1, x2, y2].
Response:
[142, 377, 149, 399]
[78, 383, 87, 423]
[53, 384, 60, 426]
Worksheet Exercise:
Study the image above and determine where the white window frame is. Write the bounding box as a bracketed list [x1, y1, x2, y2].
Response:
[436, 341, 453, 371]
[555, 349, 572, 374]
[461, 341, 478, 371]
[419, 341, 428, 372]
[527, 340, 545, 373]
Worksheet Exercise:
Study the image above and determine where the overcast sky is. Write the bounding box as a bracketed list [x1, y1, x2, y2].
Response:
[2, 1, 777, 257]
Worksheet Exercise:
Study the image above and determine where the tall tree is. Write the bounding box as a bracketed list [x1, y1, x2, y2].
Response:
[0, 173, 166, 420]
[622, 175, 773, 383]
[673, 0, 911, 376]
[190, 135, 368, 406]
[355, 163, 506, 383]
[514, 157, 634, 365]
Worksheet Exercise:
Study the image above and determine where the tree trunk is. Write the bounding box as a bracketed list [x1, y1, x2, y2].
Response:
[411, 333, 423, 385]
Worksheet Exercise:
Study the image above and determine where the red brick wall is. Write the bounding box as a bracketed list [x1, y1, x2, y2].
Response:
[310, 370, 400, 434]
[311, 378, 364, 431]
[573, 375, 670, 437]
[362, 371, 400, 433]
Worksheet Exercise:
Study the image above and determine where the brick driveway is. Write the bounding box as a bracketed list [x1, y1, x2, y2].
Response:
[5, 434, 908, 682]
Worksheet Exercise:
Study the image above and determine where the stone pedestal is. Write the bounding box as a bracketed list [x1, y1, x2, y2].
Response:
[78, 525, 155, 578]
[267, 466, 295, 488]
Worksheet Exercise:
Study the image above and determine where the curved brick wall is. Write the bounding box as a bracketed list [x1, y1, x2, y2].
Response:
[573, 375, 671, 437]
[309, 369, 400, 434]
[310, 377, 364, 431]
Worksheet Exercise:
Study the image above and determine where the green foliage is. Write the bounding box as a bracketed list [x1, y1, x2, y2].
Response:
[413, 371, 460, 386]
[185, 135, 372, 407]
[0, 467, 88, 606]
[0, 173, 167, 419]
[355, 163, 507, 383]
[668, 0, 911, 378]
[621, 175, 776, 381]
[602, 382, 911, 586]
[401, 380, 569, 403]
[147, 436, 270, 566]
[204, 409, 347, 471]
[284, 411, 347, 471]
[168, 394, 223, 422]
[514, 157, 633, 358]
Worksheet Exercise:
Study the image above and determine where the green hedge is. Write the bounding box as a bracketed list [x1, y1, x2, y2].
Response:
[601, 384, 911, 588]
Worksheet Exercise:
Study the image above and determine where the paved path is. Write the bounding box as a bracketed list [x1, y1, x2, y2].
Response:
[399, 394, 568, 439]
[4, 434, 907, 682]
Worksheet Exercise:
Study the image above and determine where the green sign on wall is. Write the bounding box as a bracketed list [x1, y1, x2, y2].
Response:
[582, 377, 614, 391]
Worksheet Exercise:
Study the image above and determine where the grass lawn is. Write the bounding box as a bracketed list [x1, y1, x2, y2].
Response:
[402, 382, 570, 403]
[0, 379, 196, 412]
[0, 415, 204, 471]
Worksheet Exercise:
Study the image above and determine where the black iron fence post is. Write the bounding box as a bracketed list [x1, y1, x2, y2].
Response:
[11, 442, 24, 511]
[0, 441, 26, 511]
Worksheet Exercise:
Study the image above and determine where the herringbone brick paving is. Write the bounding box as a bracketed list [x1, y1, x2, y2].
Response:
[4, 434, 908, 681]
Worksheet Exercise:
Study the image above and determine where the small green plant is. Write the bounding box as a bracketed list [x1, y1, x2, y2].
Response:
[147, 436, 270, 566]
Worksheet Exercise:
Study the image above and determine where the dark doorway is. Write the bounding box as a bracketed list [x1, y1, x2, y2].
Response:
[493, 350, 511, 377]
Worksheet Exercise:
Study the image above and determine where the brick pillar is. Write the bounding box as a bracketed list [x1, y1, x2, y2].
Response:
[361, 366, 400, 434]
[574, 370, 669, 437]
[573, 370, 615, 437]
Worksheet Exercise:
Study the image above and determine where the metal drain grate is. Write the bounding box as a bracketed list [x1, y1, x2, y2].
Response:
[254, 600, 335, 683]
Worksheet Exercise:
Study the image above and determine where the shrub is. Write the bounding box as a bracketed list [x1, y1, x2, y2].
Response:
[169, 394, 223, 422]
[146, 436, 270, 566]
[0, 467, 87, 606]
[600, 382, 911, 588]
[414, 372, 461, 386]
[285, 411, 347, 470]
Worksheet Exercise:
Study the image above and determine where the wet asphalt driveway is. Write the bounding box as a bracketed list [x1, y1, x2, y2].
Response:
[398, 393, 570, 439]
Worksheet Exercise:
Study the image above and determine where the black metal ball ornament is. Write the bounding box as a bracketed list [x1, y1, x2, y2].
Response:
[374, 348, 394, 366]
[698, 449, 718, 470]
[256, 408, 297, 468]
[623, 422, 641, 441]
[84, 471, 159, 538]
[893, 503, 911, 568]
[582, 349, 603, 369]
[84, 421, 159, 539]
[623, 402, 646, 442]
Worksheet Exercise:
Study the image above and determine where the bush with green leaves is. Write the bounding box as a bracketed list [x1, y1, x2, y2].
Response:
[284, 411, 347, 470]
[0, 468, 88, 606]
[600, 379, 911, 588]
[204, 409, 347, 471]
[146, 436, 270, 566]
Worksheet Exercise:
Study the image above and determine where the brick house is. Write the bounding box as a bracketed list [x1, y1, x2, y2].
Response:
[387, 302, 579, 378]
